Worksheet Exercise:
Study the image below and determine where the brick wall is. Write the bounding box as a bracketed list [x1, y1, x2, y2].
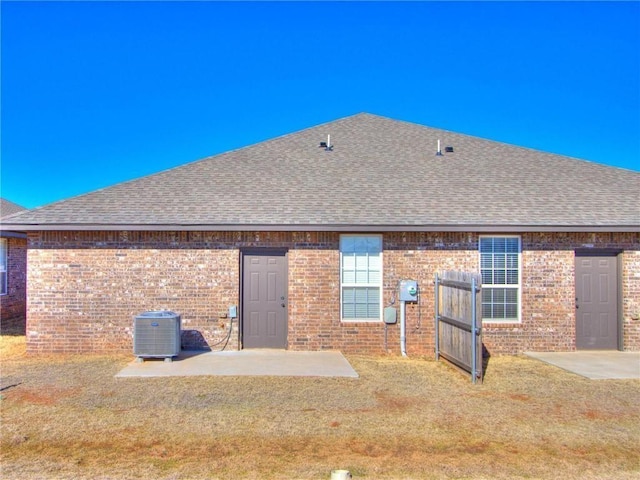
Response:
[25, 230, 640, 355]
[623, 250, 640, 349]
[1, 236, 27, 332]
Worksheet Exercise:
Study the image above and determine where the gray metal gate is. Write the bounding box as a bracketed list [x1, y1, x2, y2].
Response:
[435, 271, 483, 383]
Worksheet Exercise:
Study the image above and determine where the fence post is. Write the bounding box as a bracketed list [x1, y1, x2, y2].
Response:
[471, 276, 477, 384]
[434, 272, 440, 360]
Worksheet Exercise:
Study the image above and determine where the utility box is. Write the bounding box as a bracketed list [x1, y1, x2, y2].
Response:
[384, 306, 397, 324]
[399, 280, 418, 302]
[133, 311, 181, 362]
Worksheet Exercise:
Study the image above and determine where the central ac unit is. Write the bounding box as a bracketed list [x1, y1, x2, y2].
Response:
[133, 311, 181, 362]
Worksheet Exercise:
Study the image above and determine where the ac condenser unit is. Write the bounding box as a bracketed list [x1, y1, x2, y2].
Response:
[133, 311, 181, 362]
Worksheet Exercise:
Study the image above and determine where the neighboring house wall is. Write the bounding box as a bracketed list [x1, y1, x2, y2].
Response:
[25, 231, 640, 355]
[0, 236, 28, 332]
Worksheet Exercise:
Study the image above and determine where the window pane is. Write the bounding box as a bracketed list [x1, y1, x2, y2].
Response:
[506, 253, 519, 268]
[368, 254, 381, 271]
[506, 238, 519, 253]
[479, 238, 492, 252]
[343, 271, 355, 283]
[341, 236, 355, 252]
[355, 270, 368, 283]
[343, 302, 355, 318]
[368, 236, 382, 251]
[355, 303, 369, 317]
[354, 237, 369, 253]
[355, 288, 368, 303]
[342, 254, 355, 271]
[0, 273, 5, 295]
[355, 254, 368, 270]
[506, 269, 519, 285]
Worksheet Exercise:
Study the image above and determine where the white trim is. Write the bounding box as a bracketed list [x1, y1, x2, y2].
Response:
[479, 235, 522, 324]
[339, 234, 383, 322]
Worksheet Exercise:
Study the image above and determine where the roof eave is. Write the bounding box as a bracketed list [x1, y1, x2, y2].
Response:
[0, 230, 28, 239]
[4, 223, 640, 233]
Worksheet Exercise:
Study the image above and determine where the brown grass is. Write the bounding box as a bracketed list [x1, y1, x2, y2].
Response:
[1, 335, 639, 479]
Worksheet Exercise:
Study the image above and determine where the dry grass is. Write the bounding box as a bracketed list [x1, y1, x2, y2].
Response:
[1, 335, 639, 479]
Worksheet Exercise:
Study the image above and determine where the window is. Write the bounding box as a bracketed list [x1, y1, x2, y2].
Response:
[0, 239, 7, 295]
[340, 235, 382, 321]
[480, 236, 521, 322]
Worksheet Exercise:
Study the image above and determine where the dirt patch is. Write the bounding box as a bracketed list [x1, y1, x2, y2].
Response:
[1, 335, 639, 479]
[6, 386, 81, 406]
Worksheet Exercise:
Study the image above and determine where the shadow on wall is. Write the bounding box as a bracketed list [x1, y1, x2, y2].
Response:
[181, 330, 212, 351]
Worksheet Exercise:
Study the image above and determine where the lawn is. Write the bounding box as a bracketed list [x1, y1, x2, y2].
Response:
[1, 334, 639, 479]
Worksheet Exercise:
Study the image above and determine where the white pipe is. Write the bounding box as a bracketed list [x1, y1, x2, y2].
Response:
[400, 300, 407, 357]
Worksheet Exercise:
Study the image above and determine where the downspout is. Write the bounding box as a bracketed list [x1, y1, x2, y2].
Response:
[400, 300, 407, 357]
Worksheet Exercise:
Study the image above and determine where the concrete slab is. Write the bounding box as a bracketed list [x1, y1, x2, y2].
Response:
[115, 350, 359, 378]
[524, 351, 640, 380]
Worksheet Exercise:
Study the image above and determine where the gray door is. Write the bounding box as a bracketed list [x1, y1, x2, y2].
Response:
[242, 250, 288, 349]
[575, 254, 618, 350]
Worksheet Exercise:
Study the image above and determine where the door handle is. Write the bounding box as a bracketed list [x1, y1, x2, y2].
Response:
[281, 303, 286, 308]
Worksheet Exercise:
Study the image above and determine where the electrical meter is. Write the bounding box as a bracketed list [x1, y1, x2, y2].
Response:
[399, 280, 418, 302]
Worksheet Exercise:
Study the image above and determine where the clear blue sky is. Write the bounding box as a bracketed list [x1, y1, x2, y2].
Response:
[2, 1, 639, 209]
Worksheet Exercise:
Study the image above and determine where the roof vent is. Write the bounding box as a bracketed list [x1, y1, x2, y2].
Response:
[436, 139, 443, 156]
[445, 146, 454, 153]
[319, 134, 333, 151]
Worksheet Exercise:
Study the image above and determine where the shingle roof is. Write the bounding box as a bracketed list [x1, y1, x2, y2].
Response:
[0, 198, 27, 219]
[3, 113, 639, 232]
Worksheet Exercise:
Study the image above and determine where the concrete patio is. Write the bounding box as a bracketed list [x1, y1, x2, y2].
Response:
[524, 350, 640, 379]
[115, 349, 359, 378]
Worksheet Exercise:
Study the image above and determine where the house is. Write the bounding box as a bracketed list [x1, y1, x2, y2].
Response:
[3, 113, 639, 355]
[0, 199, 28, 332]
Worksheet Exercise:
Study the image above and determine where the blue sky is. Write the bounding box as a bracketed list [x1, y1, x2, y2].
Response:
[2, 1, 639, 209]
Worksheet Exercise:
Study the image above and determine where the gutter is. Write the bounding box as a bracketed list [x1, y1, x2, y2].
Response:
[2, 223, 639, 233]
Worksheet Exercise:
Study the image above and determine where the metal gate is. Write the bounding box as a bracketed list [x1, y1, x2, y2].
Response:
[435, 271, 483, 383]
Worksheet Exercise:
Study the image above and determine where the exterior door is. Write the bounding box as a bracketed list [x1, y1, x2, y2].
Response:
[242, 250, 288, 349]
[575, 253, 618, 350]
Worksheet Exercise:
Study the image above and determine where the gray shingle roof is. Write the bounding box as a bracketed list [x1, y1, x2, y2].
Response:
[3, 113, 639, 232]
[0, 198, 27, 219]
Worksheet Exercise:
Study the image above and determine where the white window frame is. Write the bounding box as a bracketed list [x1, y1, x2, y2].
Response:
[479, 235, 522, 323]
[340, 234, 383, 322]
[0, 238, 7, 296]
